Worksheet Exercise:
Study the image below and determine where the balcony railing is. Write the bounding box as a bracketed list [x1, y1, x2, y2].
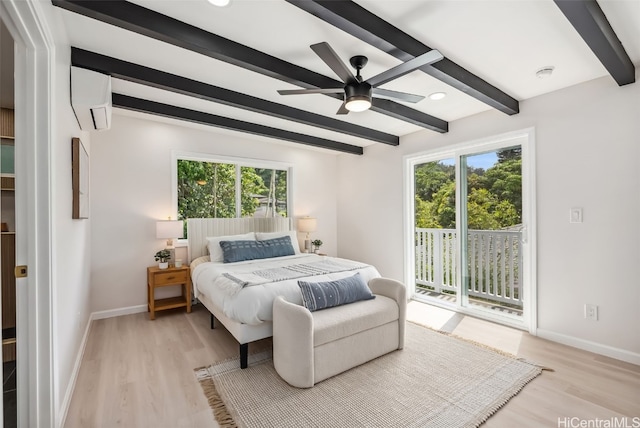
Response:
[415, 228, 523, 307]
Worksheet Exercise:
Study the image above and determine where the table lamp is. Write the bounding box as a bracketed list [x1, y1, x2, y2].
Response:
[156, 219, 183, 265]
[297, 217, 317, 253]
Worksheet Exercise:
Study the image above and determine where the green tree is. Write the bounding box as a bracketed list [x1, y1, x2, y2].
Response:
[414, 150, 522, 230]
[497, 147, 521, 163]
[177, 161, 236, 220]
[414, 161, 454, 202]
[239, 167, 266, 217]
[430, 181, 456, 228]
[252, 168, 288, 217]
[482, 158, 522, 221]
[467, 188, 500, 230]
[415, 196, 440, 228]
[178, 160, 292, 221]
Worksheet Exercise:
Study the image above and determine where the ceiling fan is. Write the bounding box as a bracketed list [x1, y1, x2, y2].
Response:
[278, 42, 444, 114]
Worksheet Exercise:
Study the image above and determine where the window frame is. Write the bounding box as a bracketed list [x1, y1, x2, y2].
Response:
[171, 150, 294, 244]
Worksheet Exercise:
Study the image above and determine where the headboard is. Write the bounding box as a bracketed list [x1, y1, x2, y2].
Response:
[187, 217, 294, 261]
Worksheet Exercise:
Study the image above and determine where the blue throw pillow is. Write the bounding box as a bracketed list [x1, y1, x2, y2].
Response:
[219, 236, 295, 263]
[298, 272, 375, 312]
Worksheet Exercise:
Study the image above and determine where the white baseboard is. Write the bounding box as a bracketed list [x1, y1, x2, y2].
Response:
[58, 304, 148, 427]
[91, 304, 147, 320]
[58, 314, 93, 428]
[536, 328, 640, 366]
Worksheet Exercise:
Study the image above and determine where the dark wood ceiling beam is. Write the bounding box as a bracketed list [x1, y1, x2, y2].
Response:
[72, 48, 398, 146]
[286, 0, 520, 116]
[554, 0, 635, 86]
[53, 0, 448, 132]
[113, 94, 364, 155]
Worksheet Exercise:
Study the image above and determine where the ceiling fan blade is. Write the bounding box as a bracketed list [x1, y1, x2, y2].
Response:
[336, 101, 349, 115]
[310, 42, 356, 84]
[366, 49, 444, 87]
[372, 88, 425, 103]
[278, 88, 344, 95]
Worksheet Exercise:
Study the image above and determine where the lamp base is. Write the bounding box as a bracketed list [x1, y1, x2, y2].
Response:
[165, 247, 176, 266]
[304, 239, 311, 253]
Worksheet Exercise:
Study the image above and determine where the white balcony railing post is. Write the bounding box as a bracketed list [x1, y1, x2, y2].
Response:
[433, 230, 442, 292]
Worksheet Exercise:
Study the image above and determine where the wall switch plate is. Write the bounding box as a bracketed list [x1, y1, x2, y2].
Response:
[570, 207, 583, 223]
[584, 304, 598, 321]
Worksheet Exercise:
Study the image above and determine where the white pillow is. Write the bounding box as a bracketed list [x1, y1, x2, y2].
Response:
[206, 232, 256, 262]
[256, 230, 301, 254]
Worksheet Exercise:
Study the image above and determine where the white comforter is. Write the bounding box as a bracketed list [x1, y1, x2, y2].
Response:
[191, 254, 381, 325]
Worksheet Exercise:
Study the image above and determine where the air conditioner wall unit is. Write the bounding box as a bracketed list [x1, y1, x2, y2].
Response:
[71, 66, 112, 131]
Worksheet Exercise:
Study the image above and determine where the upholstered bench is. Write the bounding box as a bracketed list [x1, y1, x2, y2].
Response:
[273, 277, 406, 388]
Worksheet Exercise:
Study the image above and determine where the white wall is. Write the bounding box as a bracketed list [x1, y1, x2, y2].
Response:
[39, 3, 94, 424]
[337, 74, 640, 360]
[89, 114, 339, 312]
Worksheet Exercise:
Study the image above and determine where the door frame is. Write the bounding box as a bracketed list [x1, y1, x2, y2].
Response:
[1, 1, 54, 426]
[403, 128, 537, 334]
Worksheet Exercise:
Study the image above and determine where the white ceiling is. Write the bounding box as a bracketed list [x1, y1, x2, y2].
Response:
[9, 0, 640, 151]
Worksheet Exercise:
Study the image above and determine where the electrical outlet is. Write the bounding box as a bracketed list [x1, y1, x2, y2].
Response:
[584, 304, 598, 321]
[570, 207, 583, 223]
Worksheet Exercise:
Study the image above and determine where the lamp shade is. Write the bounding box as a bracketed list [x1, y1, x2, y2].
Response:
[297, 217, 317, 233]
[156, 220, 183, 239]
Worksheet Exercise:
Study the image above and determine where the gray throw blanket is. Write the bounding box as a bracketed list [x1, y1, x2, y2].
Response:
[220, 258, 370, 291]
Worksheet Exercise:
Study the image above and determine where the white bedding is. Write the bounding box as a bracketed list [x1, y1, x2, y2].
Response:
[191, 254, 381, 325]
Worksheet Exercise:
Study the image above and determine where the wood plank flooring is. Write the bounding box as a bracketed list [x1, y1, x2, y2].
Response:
[64, 302, 640, 427]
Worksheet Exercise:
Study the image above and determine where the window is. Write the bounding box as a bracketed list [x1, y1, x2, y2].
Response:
[174, 154, 291, 229]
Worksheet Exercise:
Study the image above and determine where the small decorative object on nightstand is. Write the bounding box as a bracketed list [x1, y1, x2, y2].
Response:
[147, 265, 191, 320]
[154, 249, 171, 269]
[311, 239, 323, 254]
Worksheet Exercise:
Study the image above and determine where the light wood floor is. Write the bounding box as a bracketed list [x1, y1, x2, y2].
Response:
[64, 302, 640, 427]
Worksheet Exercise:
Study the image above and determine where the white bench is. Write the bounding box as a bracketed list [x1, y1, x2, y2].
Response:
[272, 277, 407, 388]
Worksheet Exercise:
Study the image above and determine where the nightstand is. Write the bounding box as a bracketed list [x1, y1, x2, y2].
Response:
[147, 265, 191, 320]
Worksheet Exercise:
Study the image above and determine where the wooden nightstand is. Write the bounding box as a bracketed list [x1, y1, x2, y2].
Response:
[147, 265, 191, 320]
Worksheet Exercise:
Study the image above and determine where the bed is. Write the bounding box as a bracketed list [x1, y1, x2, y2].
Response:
[187, 217, 381, 368]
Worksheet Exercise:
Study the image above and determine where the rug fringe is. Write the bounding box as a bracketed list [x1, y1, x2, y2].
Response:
[470, 364, 543, 427]
[194, 367, 237, 428]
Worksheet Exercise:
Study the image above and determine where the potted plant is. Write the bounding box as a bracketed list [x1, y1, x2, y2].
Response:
[311, 239, 323, 254]
[154, 249, 171, 269]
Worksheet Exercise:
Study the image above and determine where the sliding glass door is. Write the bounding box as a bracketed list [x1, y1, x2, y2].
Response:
[407, 130, 535, 330]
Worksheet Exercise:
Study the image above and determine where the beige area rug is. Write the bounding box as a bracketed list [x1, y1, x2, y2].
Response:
[195, 322, 542, 428]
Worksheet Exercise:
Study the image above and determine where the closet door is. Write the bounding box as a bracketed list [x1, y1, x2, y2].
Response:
[1, 106, 17, 426]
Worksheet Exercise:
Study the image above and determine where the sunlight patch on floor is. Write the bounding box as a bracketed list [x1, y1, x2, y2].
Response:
[407, 299, 525, 356]
[407, 300, 460, 331]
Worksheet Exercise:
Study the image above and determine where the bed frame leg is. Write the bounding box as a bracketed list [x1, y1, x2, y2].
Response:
[240, 343, 248, 369]
[210, 313, 215, 329]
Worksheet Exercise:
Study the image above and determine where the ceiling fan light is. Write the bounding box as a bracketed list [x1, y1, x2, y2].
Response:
[345, 96, 371, 112]
[344, 82, 372, 112]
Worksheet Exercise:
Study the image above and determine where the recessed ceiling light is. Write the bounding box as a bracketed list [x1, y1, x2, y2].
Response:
[207, 0, 231, 6]
[536, 66, 555, 79]
[428, 92, 447, 101]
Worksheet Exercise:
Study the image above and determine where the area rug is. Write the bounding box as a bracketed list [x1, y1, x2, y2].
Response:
[195, 322, 542, 428]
